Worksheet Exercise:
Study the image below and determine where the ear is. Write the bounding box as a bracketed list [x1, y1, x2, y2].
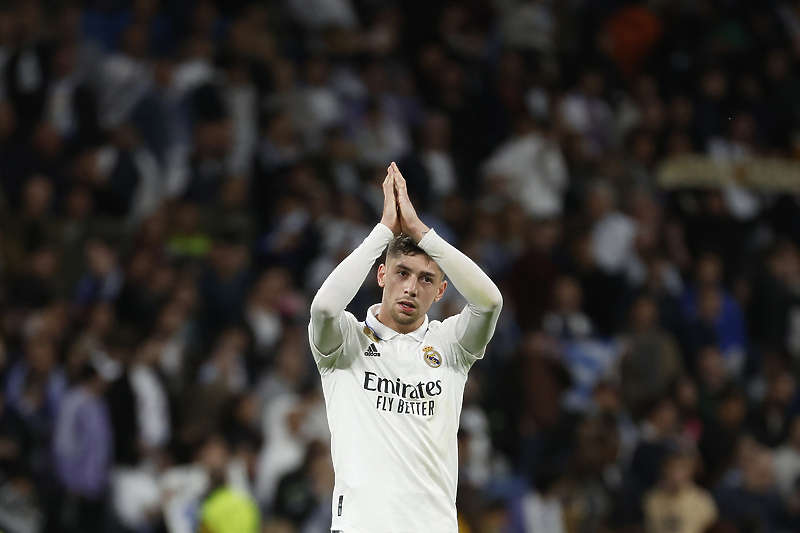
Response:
[377, 264, 387, 288]
[433, 280, 447, 302]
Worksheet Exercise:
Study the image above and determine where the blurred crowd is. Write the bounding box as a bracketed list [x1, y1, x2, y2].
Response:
[0, 0, 800, 532]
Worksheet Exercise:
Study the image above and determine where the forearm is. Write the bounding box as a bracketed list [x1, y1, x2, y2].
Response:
[310, 223, 394, 354]
[417, 229, 503, 354]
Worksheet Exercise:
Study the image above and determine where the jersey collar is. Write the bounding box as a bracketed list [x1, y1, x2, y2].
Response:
[365, 303, 428, 342]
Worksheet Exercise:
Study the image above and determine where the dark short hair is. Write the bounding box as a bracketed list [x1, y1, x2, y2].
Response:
[387, 234, 427, 260]
[386, 235, 443, 277]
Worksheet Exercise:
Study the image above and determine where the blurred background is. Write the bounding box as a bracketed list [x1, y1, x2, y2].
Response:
[0, 0, 799, 532]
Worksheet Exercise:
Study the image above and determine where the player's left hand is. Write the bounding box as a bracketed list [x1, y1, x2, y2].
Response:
[391, 162, 430, 242]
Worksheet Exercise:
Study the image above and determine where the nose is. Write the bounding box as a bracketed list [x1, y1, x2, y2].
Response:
[404, 278, 417, 297]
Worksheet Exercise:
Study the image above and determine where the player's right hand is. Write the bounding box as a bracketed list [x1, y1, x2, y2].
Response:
[380, 165, 401, 235]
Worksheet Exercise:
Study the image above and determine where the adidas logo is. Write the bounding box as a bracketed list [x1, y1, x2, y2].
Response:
[364, 343, 380, 357]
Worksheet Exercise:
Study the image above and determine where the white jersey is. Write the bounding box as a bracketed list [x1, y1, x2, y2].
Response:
[310, 304, 479, 533]
[308, 223, 502, 533]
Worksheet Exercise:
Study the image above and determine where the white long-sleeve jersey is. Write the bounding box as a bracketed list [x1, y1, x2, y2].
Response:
[308, 223, 502, 533]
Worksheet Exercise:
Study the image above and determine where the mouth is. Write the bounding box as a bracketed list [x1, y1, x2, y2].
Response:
[397, 300, 416, 313]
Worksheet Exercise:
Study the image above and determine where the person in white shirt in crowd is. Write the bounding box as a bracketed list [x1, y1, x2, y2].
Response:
[585, 178, 639, 278]
[774, 414, 800, 501]
[558, 68, 615, 158]
[482, 114, 568, 218]
[308, 162, 502, 532]
[129, 337, 171, 455]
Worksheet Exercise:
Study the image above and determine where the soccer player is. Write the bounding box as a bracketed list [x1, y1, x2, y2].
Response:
[308, 162, 503, 532]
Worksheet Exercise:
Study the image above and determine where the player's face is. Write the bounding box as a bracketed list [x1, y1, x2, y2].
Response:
[377, 253, 447, 333]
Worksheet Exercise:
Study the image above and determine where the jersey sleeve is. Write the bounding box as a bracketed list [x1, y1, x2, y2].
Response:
[309, 223, 394, 357]
[308, 310, 359, 374]
[417, 229, 503, 358]
[437, 310, 487, 374]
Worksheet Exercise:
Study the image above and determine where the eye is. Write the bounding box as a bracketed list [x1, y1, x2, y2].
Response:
[398, 270, 407, 277]
[421, 276, 432, 283]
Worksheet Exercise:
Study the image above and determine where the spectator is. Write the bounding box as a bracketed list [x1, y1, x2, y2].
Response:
[129, 337, 171, 457]
[272, 440, 333, 530]
[621, 295, 684, 419]
[585, 178, 638, 278]
[482, 114, 569, 219]
[557, 69, 615, 158]
[5, 334, 67, 448]
[505, 217, 562, 331]
[699, 387, 749, 486]
[643, 452, 718, 533]
[747, 370, 797, 448]
[774, 414, 800, 501]
[630, 397, 682, 492]
[543, 275, 595, 341]
[714, 446, 785, 533]
[0, 390, 32, 482]
[52, 364, 113, 533]
[681, 253, 748, 377]
[198, 434, 260, 533]
[73, 238, 124, 311]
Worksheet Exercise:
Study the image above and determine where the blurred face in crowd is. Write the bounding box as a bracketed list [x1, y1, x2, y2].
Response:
[742, 447, 776, 493]
[695, 253, 723, 286]
[529, 218, 561, 252]
[30, 247, 58, 279]
[629, 130, 657, 165]
[120, 22, 148, 58]
[65, 186, 92, 220]
[197, 434, 231, 481]
[702, 190, 728, 217]
[252, 268, 291, 309]
[593, 382, 622, 414]
[422, 113, 451, 152]
[766, 49, 790, 82]
[729, 112, 756, 145]
[552, 276, 583, 314]
[669, 95, 694, 129]
[585, 181, 615, 221]
[378, 251, 446, 334]
[574, 416, 619, 471]
[267, 113, 295, 147]
[16, 1, 42, 41]
[700, 69, 728, 101]
[209, 241, 249, 279]
[579, 69, 605, 98]
[630, 296, 659, 333]
[156, 301, 187, 336]
[768, 242, 800, 286]
[649, 398, 679, 437]
[675, 376, 699, 413]
[662, 455, 695, 492]
[697, 346, 728, 391]
[718, 393, 747, 429]
[697, 287, 722, 322]
[26, 335, 56, 374]
[135, 338, 164, 367]
[666, 131, 694, 156]
[766, 372, 797, 407]
[87, 302, 115, 335]
[85, 240, 117, 277]
[274, 336, 307, 384]
[23, 175, 53, 218]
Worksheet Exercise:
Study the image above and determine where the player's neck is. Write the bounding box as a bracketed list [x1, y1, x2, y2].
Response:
[376, 307, 425, 335]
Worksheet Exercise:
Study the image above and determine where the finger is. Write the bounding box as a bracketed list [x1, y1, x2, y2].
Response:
[390, 163, 406, 188]
[383, 168, 394, 192]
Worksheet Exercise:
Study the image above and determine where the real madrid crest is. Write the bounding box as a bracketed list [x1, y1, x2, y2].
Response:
[423, 346, 442, 368]
[363, 326, 380, 343]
